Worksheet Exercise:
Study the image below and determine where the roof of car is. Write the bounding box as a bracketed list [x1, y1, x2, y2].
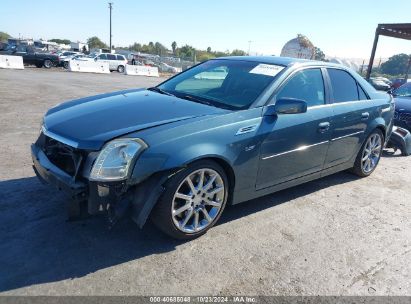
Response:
[215, 56, 337, 68]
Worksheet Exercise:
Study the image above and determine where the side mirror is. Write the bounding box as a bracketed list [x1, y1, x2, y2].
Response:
[264, 98, 308, 116]
[94, 57, 98, 62]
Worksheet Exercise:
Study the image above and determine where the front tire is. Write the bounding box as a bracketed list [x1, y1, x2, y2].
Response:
[151, 160, 229, 240]
[350, 129, 384, 177]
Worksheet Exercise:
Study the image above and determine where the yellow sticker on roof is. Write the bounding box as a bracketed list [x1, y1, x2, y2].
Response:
[249, 64, 284, 77]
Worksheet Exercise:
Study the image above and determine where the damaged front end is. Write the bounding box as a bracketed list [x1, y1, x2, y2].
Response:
[31, 131, 169, 228]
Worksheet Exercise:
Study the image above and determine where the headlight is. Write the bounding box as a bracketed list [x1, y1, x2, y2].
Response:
[90, 138, 147, 181]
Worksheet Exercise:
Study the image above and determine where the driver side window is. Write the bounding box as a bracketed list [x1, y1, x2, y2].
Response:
[276, 68, 325, 107]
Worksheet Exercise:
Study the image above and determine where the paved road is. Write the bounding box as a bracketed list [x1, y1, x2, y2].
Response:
[0, 68, 410, 296]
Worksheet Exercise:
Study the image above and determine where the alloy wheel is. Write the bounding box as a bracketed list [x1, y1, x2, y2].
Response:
[361, 133, 382, 173]
[171, 168, 225, 233]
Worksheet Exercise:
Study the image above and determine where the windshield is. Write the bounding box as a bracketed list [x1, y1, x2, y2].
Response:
[393, 83, 411, 97]
[158, 59, 284, 110]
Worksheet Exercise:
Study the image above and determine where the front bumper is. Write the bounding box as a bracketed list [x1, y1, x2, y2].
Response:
[31, 140, 168, 227]
[31, 143, 127, 218]
[31, 144, 87, 201]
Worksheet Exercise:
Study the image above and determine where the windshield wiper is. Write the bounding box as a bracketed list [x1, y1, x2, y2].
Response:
[180, 95, 215, 107]
[147, 87, 176, 97]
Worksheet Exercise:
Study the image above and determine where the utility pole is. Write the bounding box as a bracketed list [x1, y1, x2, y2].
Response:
[248, 41, 253, 56]
[109, 2, 113, 52]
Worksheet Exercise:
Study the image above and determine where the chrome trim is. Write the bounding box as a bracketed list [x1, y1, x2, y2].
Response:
[381, 107, 391, 113]
[42, 127, 79, 148]
[331, 131, 364, 142]
[236, 124, 259, 135]
[262, 141, 329, 160]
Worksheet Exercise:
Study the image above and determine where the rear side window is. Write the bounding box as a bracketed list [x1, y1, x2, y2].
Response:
[276, 68, 325, 107]
[328, 69, 359, 102]
[116, 55, 125, 60]
[358, 84, 368, 100]
[107, 54, 116, 60]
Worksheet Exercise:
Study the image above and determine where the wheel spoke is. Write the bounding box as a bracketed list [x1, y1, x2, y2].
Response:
[198, 170, 205, 190]
[202, 208, 212, 222]
[175, 192, 192, 201]
[193, 211, 199, 231]
[180, 208, 194, 227]
[207, 186, 224, 196]
[203, 174, 217, 191]
[186, 177, 196, 194]
[205, 198, 221, 207]
[173, 203, 191, 216]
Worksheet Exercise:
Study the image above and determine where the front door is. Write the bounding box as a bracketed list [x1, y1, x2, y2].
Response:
[256, 68, 332, 190]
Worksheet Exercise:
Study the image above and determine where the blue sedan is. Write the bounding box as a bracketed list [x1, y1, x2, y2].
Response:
[32, 57, 394, 239]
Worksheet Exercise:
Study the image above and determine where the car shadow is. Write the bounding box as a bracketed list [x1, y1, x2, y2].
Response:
[0, 171, 358, 292]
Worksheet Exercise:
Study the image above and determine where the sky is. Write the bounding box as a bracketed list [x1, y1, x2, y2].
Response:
[1, 0, 410, 60]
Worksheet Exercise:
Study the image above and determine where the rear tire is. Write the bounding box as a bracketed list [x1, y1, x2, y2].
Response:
[151, 160, 229, 240]
[117, 65, 125, 73]
[63, 61, 69, 69]
[350, 129, 384, 177]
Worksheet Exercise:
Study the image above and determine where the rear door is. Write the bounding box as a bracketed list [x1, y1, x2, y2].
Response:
[324, 68, 374, 168]
[106, 54, 117, 70]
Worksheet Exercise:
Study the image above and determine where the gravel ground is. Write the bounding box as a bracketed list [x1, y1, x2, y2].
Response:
[0, 68, 410, 296]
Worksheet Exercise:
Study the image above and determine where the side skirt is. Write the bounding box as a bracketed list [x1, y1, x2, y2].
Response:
[231, 161, 354, 205]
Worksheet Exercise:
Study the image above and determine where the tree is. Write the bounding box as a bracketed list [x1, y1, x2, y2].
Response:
[49, 38, 71, 45]
[171, 41, 177, 54]
[314, 47, 325, 61]
[129, 42, 142, 52]
[230, 49, 246, 56]
[197, 51, 215, 62]
[0, 31, 11, 42]
[154, 42, 167, 56]
[380, 53, 410, 75]
[87, 36, 108, 49]
[179, 44, 195, 60]
[207, 47, 211, 53]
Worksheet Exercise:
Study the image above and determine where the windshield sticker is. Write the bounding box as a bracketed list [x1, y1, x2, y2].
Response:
[249, 64, 284, 77]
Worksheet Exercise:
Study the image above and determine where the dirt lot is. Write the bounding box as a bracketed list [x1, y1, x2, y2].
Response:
[0, 68, 410, 296]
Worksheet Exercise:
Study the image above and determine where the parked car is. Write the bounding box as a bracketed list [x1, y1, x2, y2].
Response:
[391, 82, 411, 132]
[158, 62, 181, 73]
[62, 54, 86, 69]
[0, 44, 59, 68]
[368, 77, 391, 91]
[58, 51, 81, 61]
[76, 53, 128, 72]
[32, 57, 394, 239]
[374, 77, 392, 86]
[391, 78, 409, 89]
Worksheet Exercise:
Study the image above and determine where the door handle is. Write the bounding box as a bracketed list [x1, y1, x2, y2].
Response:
[318, 122, 330, 133]
[361, 112, 370, 120]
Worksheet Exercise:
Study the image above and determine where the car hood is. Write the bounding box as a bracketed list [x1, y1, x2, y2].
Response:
[44, 89, 227, 150]
[394, 97, 411, 112]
